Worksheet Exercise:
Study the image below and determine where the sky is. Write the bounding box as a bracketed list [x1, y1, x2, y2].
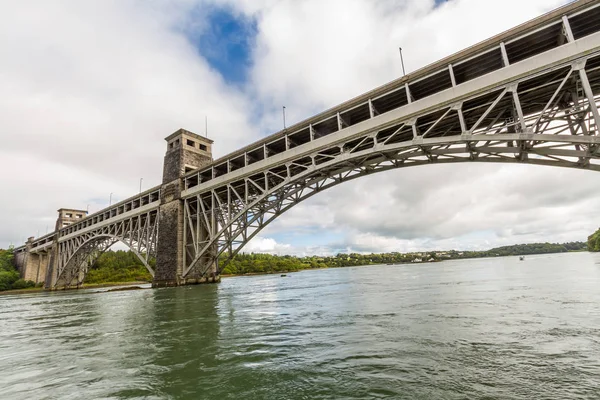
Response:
[3, 0, 596, 256]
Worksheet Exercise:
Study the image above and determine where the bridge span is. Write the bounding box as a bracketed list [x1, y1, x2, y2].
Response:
[13, 0, 600, 289]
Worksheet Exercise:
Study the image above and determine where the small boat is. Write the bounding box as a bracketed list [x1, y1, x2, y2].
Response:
[519, 256, 525, 261]
[280, 274, 287, 277]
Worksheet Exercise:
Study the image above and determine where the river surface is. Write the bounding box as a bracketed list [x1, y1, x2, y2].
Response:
[1, 252, 600, 399]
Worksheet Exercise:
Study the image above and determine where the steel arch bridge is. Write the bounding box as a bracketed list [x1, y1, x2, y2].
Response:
[13, 0, 600, 289]
[54, 210, 159, 288]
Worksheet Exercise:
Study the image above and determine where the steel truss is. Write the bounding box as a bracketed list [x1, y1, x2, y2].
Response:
[182, 53, 600, 279]
[54, 210, 158, 289]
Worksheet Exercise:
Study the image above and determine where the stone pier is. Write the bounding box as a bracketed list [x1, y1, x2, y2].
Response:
[152, 129, 218, 287]
[15, 237, 48, 284]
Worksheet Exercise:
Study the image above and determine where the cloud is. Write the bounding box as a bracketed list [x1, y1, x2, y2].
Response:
[243, 236, 290, 254]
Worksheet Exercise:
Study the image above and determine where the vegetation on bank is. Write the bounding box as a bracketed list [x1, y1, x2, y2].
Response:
[221, 241, 586, 275]
[588, 228, 600, 252]
[0, 240, 590, 290]
[0, 248, 37, 291]
[85, 250, 153, 284]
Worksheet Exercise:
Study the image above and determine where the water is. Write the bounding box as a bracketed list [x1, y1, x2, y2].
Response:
[1, 252, 600, 399]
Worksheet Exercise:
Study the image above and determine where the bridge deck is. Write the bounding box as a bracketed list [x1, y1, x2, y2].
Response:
[16, 187, 161, 253]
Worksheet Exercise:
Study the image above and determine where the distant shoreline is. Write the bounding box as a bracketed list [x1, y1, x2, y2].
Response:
[221, 250, 589, 278]
[1, 248, 589, 295]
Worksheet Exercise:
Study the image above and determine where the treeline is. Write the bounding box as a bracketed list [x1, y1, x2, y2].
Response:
[220, 253, 321, 275]
[482, 242, 586, 257]
[221, 241, 587, 275]
[86, 250, 153, 284]
[0, 248, 37, 291]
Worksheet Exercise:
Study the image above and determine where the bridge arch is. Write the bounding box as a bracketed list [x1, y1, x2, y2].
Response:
[54, 234, 155, 289]
[54, 210, 158, 289]
[182, 135, 599, 279]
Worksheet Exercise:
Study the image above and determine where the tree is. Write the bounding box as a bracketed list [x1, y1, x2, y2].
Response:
[0, 247, 21, 291]
[588, 228, 600, 252]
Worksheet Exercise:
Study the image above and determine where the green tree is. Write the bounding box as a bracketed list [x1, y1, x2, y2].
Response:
[85, 250, 153, 284]
[588, 228, 600, 252]
[0, 247, 21, 291]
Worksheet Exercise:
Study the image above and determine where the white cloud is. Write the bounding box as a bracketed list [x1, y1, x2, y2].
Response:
[242, 236, 335, 257]
[243, 237, 289, 254]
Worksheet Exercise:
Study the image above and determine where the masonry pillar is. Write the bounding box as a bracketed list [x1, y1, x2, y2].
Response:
[13, 247, 27, 275]
[18, 237, 51, 285]
[45, 241, 59, 289]
[152, 129, 215, 287]
[36, 252, 48, 284]
[20, 237, 35, 280]
[44, 208, 87, 290]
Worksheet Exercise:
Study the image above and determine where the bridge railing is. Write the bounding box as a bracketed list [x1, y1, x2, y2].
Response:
[57, 186, 161, 241]
[181, 0, 600, 195]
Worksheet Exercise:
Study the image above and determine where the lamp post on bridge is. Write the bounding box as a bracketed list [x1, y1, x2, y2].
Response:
[139, 178, 143, 194]
[399, 47, 406, 77]
[109, 193, 113, 207]
[282, 106, 287, 129]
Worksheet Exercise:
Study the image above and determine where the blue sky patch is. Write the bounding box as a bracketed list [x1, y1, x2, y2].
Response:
[186, 7, 257, 84]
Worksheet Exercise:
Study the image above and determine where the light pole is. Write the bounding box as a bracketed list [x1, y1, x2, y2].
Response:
[139, 178, 143, 194]
[282, 106, 287, 129]
[399, 47, 406, 77]
[109, 192, 113, 207]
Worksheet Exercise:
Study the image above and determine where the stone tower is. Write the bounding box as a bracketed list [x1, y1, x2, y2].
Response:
[55, 208, 88, 231]
[161, 129, 213, 184]
[45, 208, 89, 288]
[153, 129, 214, 287]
